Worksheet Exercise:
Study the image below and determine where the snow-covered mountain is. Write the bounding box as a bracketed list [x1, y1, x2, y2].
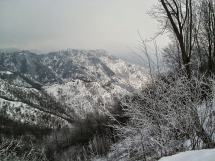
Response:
[0, 49, 149, 128]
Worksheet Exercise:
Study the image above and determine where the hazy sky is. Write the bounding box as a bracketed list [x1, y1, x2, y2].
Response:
[0, 0, 169, 56]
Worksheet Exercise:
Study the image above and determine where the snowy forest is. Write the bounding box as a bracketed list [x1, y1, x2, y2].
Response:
[1, 0, 215, 160]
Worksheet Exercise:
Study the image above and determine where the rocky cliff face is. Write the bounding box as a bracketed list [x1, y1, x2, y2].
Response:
[0, 49, 149, 128]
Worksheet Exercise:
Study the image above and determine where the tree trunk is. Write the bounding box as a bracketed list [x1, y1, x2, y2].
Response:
[160, 0, 191, 78]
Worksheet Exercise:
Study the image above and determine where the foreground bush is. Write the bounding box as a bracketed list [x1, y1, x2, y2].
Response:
[0, 135, 47, 161]
[110, 71, 215, 160]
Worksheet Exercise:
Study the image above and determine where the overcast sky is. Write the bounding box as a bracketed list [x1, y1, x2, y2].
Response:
[0, 0, 169, 56]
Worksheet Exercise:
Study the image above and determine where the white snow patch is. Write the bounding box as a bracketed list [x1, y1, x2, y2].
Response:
[183, 139, 192, 149]
[0, 71, 13, 75]
[159, 149, 215, 161]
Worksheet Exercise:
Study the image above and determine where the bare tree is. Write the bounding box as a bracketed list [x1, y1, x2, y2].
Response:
[198, 0, 215, 74]
[152, 0, 215, 75]
[150, 0, 199, 78]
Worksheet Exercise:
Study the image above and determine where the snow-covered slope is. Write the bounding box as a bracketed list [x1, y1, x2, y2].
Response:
[43, 79, 130, 118]
[0, 51, 63, 86]
[0, 78, 73, 128]
[159, 149, 215, 161]
[0, 97, 71, 128]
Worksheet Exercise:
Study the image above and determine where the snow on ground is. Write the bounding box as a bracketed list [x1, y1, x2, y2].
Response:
[158, 149, 215, 161]
[0, 71, 13, 75]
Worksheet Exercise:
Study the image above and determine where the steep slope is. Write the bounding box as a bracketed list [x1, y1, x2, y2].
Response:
[0, 78, 74, 129]
[0, 51, 63, 87]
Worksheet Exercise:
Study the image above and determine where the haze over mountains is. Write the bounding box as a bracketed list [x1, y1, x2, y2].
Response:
[0, 47, 148, 67]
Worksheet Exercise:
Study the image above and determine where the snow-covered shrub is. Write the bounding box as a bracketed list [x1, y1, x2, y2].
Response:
[110, 71, 215, 161]
[0, 135, 47, 161]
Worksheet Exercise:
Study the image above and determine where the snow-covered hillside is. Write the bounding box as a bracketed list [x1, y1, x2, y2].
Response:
[0, 49, 149, 125]
[43, 79, 130, 118]
[0, 78, 73, 128]
[40, 49, 149, 117]
[40, 49, 148, 89]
